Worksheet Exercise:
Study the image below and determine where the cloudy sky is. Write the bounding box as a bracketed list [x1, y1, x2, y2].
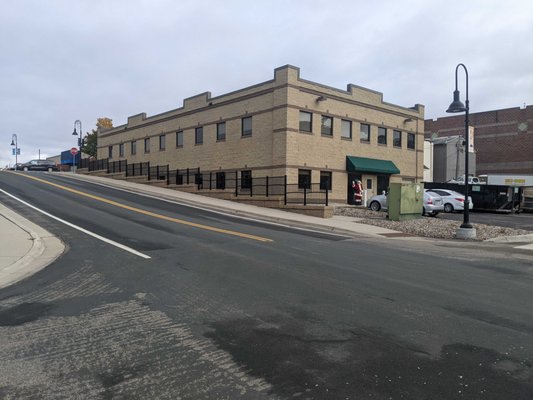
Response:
[1, 0, 532, 167]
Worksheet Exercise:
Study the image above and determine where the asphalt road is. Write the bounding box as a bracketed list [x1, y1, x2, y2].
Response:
[1, 171, 532, 399]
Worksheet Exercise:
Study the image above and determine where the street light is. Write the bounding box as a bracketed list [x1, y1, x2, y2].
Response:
[446, 63, 476, 239]
[10, 134, 18, 171]
[72, 120, 82, 168]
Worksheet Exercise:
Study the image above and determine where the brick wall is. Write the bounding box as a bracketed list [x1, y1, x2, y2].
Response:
[425, 105, 533, 174]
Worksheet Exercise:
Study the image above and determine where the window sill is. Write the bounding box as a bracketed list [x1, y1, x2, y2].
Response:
[360, 139, 370, 144]
[299, 130, 313, 135]
[341, 137, 352, 141]
[393, 145, 402, 149]
[321, 134, 333, 138]
[241, 134, 252, 138]
[216, 138, 226, 142]
[176, 145, 183, 149]
[378, 143, 388, 146]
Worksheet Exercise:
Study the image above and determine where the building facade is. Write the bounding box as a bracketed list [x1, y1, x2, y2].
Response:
[425, 105, 533, 176]
[97, 65, 425, 203]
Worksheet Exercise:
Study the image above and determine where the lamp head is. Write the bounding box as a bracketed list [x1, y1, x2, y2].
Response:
[446, 90, 467, 113]
[10, 140, 15, 146]
[72, 129, 78, 136]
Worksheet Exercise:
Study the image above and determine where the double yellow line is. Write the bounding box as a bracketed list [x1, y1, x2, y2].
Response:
[18, 174, 273, 243]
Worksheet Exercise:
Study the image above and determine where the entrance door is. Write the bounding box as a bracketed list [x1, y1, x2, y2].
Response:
[377, 174, 390, 195]
[347, 173, 362, 205]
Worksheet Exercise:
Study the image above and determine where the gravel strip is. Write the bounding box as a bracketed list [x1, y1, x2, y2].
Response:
[334, 206, 529, 241]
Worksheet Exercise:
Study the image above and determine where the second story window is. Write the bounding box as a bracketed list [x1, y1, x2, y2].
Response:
[159, 134, 166, 150]
[131, 140, 137, 155]
[144, 138, 150, 153]
[341, 119, 352, 139]
[119, 143, 124, 157]
[299, 111, 312, 132]
[217, 122, 226, 141]
[176, 131, 183, 147]
[242, 117, 252, 137]
[108, 145, 113, 159]
[393, 130, 402, 147]
[407, 132, 416, 149]
[195, 127, 203, 145]
[360, 123, 370, 142]
[378, 127, 387, 145]
[321, 116, 333, 136]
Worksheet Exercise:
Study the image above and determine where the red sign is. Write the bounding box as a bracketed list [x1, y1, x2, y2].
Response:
[70, 147, 78, 156]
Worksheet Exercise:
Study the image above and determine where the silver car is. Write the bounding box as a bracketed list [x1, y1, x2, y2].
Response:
[367, 190, 444, 216]
[427, 189, 473, 213]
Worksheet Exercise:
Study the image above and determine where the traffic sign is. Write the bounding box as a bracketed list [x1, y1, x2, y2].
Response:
[70, 147, 79, 156]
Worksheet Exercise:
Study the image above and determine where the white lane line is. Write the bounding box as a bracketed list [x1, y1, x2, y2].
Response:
[0, 189, 151, 259]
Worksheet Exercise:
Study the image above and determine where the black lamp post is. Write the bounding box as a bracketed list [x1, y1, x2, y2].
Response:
[72, 120, 82, 168]
[446, 63, 475, 238]
[10, 134, 18, 171]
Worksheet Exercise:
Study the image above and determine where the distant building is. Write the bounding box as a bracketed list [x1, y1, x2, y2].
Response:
[425, 105, 533, 175]
[425, 135, 476, 183]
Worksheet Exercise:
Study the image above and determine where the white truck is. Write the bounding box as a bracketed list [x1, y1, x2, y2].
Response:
[478, 174, 533, 186]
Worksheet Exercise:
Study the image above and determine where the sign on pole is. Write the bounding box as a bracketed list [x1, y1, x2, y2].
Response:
[70, 147, 79, 156]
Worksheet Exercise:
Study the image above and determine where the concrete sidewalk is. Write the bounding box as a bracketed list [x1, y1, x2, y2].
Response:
[0, 203, 64, 289]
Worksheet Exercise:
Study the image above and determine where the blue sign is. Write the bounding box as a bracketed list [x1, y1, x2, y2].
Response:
[12, 148, 20, 155]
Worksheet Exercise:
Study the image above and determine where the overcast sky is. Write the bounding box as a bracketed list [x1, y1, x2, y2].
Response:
[2, 0, 532, 167]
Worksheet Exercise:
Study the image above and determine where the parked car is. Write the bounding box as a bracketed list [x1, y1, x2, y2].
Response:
[367, 190, 444, 216]
[20, 160, 58, 172]
[426, 189, 473, 213]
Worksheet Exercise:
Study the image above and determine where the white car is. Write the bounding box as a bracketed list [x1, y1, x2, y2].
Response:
[367, 190, 444, 216]
[426, 189, 473, 213]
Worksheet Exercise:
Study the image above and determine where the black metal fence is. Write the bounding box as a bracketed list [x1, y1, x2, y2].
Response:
[78, 158, 329, 206]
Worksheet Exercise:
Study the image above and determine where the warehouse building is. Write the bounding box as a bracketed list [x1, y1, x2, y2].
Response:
[97, 65, 424, 203]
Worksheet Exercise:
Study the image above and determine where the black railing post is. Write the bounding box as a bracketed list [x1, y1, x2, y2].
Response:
[166, 165, 170, 185]
[304, 187, 307, 206]
[209, 172, 212, 190]
[186, 168, 190, 184]
[284, 175, 287, 205]
[197, 167, 201, 190]
[250, 177, 253, 197]
[325, 187, 329, 206]
[266, 176, 269, 197]
[176, 169, 179, 185]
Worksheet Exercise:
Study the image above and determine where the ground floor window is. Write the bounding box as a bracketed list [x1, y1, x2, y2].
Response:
[216, 172, 225, 189]
[377, 175, 390, 194]
[320, 171, 332, 190]
[241, 170, 252, 189]
[298, 169, 311, 189]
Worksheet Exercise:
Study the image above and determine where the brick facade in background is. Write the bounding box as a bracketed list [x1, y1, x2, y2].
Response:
[425, 105, 533, 175]
[98, 65, 425, 203]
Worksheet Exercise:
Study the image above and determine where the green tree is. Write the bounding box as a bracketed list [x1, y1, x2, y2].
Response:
[83, 118, 113, 158]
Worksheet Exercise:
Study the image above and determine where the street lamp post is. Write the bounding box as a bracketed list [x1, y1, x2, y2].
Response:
[446, 63, 476, 239]
[72, 120, 82, 169]
[10, 134, 18, 171]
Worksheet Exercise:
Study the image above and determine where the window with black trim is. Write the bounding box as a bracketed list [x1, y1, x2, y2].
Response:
[119, 143, 124, 157]
[216, 172, 225, 189]
[195, 127, 203, 145]
[241, 170, 252, 189]
[217, 122, 226, 141]
[131, 140, 137, 155]
[298, 169, 311, 189]
[144, 138, 150, 153]
[378, 127, 387, 145]
[176, 131, 183, 147]
[320, 171, 332, 190]
[341, 119, 352, 139]
[321, 116, 333, 136]
[299, 111, 312, 132]
[407, 132, 416, 149]
[360, 123, 370, 142]
[108, 145, 113, 159]
[393, 130, 402, 147]
[367, 179, 372, 189]
[159, 134, 166, 150]
[242, 117, 252, 137]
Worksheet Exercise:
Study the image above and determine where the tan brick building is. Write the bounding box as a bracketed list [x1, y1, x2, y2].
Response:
[97, 65, 424, 203]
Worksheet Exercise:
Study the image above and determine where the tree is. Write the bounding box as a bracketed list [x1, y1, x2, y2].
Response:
[83, 117, 113, 158]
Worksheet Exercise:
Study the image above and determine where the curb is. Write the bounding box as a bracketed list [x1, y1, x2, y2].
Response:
[0, 204, 65, 290]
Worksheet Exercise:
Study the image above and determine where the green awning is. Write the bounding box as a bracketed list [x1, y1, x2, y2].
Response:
[346, 156, 400, 174]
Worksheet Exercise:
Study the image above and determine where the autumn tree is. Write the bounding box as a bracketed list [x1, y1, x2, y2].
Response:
[83, 117, 113, 158]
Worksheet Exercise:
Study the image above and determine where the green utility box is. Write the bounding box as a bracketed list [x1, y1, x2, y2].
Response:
[387, 183, 423, 221]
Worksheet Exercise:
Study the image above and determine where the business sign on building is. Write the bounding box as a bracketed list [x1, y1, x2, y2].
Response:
[468, 126, 475, 153]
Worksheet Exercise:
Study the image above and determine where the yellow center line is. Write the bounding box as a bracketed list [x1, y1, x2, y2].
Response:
[18, 173, 273, 243]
